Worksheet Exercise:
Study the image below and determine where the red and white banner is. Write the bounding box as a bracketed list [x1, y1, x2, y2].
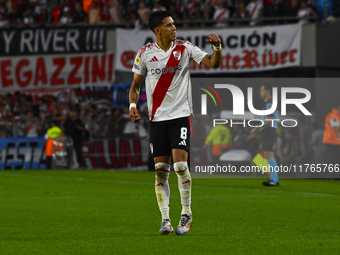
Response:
[116, 24, 301, 73]
[0, 52, 115, 91]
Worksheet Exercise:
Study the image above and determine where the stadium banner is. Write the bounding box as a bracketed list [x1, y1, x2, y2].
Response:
[0, 137, 46, 170]
[82, 139, 149, 169]
[0, 52, 115, 92]
[115, 24, 301, 73]
[0, 137, 148, 170]
[0, 26, 107, 56]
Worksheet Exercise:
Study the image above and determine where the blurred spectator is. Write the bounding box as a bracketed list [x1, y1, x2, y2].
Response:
[278, 131, 298, 166]
[65, 0, 78, 12]
[188, 2, 203, 27]
[0, 103, 10, 121]
[30, 0, 47, 16]
[168, 5, 183, 28]
[186, 0, 200, 16]
[37, 111, 50, 137]
[231, 0, 247, 26]
[48, 98, 59, 114]
[285, 0, 300, 23]
[0, 13, 9, 27]
[92, 109, 109, 139]
[97, 3, 110, 23]
[310, 123, 325, 163]
[205, 124, 232, 162]
[153, 0, 167, 12]
[213, 0, 229, 27]
[137, 1, 151, 25]
[0, 2, 7, 16]
[107, 108, 124, 139]
[7, 5, 23, 25]
[83, 0, 93, 13]
[44, 120, 62, 169]
[64, 107, 86, 168]
[0, 121, 13, 138]
[72, 2, 87, 23]
[203, 2, 215, 24]
[314, 0, 333, 22]
[109, 0, 123, 23]
[264, 0, 285, 24]
[38, 6, 53, 25]
[322, 103, 340, 165]
[122, 5, 137, 28]
[298, 0, 316, 23]
[37, 97, 48, 114]
[26, 111, 38, 137]
[246, 0, 263, 25]
[89, 1, 100, 24]
[59, 6, 72, 25]
[52, 1, 62, 22]
[79, 102, 93, 133]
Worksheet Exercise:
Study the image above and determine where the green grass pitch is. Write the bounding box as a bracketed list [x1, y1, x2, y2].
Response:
[0, 170, 339, 255]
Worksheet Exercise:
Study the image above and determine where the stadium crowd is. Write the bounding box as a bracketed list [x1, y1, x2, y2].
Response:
[0, 92, 151, 141]
[0, 0, 338, 28]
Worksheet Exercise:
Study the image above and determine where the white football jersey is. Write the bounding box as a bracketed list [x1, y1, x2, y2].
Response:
[132, 40, 208, 122]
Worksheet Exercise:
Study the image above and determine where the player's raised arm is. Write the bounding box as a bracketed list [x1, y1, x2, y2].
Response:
[129, 72, 144, 123]
[200, 34, 222, 68]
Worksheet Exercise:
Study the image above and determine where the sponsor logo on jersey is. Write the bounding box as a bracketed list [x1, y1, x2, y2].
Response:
[173, 50, 181, 60]
[133, 64, 139, 70]
[150, 65, 182, 75]
[135, 57, 140, 64]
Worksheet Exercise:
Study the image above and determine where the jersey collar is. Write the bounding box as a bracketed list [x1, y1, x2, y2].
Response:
[155, 41, 174, 53]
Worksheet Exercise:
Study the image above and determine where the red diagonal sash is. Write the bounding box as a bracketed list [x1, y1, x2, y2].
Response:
[151, 45, 185, 121]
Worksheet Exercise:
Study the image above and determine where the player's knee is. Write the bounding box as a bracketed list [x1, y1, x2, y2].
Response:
[174, 161, 189, 177]
[155, 162, 170, 180]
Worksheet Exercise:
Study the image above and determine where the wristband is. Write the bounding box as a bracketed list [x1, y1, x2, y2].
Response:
[213, 45, 222, 51]
[129, 103, 136, 111]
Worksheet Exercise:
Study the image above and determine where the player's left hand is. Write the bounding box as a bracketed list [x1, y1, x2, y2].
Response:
[130, 107, 141, 123]
[207, 34, 221, 47]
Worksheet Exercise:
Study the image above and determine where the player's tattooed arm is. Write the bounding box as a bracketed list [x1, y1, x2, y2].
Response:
[129, 73, 143, 123]
[201, 33, 222, 68]
[129, 73, 144, 105]
[132, 79, 142, 104]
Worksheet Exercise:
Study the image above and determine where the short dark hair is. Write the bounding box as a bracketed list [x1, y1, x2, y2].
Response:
[149, 11, 172, 34]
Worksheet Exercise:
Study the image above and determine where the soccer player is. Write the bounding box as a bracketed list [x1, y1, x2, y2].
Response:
[251, 84, 280, 186]
[129, 11, 222, 235]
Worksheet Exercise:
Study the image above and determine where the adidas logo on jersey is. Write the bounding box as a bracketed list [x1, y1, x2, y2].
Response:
[150, 56, 158, 62]
[178, 140, 186, 146]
